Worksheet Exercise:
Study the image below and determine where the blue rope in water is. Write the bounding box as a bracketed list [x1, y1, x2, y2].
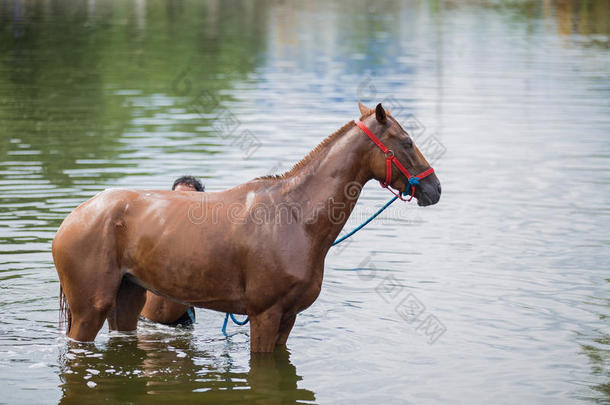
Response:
[222, 312, 249, 335]
[221, 193, 403, 335]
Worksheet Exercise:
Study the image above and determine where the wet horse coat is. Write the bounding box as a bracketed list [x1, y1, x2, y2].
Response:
[52, 103, 441, 352]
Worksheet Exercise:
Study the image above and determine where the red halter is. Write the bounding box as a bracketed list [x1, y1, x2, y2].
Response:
[356, 120, 435, 202]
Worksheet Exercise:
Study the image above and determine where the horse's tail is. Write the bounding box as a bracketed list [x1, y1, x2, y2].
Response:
[59, 286, 72, 334]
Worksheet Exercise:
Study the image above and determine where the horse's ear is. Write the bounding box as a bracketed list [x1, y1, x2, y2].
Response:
[375, 103, 387, 124]
[358, 101, 372, 116]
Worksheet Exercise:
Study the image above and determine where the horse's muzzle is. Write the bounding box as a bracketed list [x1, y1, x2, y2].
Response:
[416, 180, 441, 206]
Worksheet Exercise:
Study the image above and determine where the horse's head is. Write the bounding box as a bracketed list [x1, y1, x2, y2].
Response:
[358, 102, 441, 206]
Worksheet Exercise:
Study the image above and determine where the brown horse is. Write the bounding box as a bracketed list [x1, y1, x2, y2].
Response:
[139, 179, 201, 325]
[52, 102, 441, 352]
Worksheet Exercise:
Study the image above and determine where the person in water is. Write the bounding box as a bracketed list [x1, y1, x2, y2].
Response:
[139, 176, 204, 327]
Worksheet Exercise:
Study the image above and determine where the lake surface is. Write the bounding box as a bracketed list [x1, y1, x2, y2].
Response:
[0, 0, 609, 403]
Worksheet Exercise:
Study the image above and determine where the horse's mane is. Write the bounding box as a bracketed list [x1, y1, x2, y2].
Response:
[257, 120, 355, 180]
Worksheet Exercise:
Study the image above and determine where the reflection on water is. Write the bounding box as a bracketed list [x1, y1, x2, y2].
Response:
[552, 0, 609, 38]
[59, 333, 314, 404]
[577, 278, 610, 402]
[1, 0, 609, 404]
[0, 0, 268, 189]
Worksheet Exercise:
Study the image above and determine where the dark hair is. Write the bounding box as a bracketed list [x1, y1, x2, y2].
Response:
[172, 176, 204, 192]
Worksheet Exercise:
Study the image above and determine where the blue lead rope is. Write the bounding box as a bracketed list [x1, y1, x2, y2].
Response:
[222, 312, 249, 335]
[332, 195, 399, 246]
[221, 193, 404, 335]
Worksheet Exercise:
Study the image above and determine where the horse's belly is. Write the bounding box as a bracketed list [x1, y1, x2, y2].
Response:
[123, 229, 247, 312]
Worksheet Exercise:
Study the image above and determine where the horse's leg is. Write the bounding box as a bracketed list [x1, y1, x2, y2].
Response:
[276, 315, 296, 346]
[249, 307, 283, 353]
[64, 264, 122, 342]
[107, 277, 146, 332]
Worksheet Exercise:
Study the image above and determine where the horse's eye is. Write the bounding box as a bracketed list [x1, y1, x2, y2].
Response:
[402, 137, 413, 149]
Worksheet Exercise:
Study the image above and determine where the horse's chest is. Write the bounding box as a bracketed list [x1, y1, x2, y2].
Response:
[292, 279, 323, 314]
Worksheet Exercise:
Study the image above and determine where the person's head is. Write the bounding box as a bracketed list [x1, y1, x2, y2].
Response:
[172, 176, 204, 192]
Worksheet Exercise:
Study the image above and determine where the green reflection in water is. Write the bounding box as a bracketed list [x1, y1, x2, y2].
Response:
[0, 0, 269, 188]
[579, 279, 610, 403]
[59, 335, 315, 404]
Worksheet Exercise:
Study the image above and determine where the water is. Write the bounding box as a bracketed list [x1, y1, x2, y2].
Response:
[1, 0, 609, 403]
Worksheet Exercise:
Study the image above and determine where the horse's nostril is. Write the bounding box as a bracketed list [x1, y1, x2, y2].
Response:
[437, 184, 442, 194]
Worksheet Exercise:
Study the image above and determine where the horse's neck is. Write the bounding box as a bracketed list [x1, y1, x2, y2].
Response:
[281, 124, 373, 249]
